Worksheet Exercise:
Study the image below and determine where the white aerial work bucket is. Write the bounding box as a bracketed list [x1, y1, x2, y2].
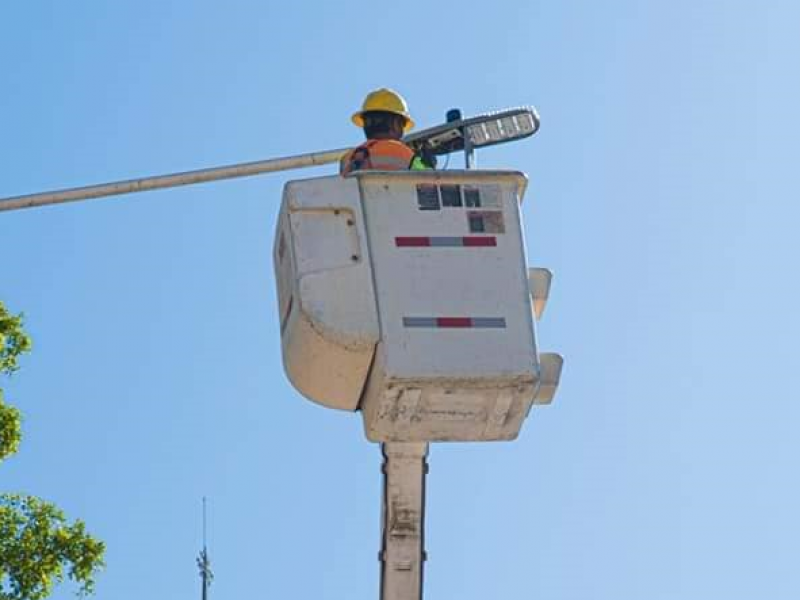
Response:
[273, 170, 561, 443]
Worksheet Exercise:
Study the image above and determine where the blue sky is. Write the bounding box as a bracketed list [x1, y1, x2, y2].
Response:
[2, 1, 799, 599]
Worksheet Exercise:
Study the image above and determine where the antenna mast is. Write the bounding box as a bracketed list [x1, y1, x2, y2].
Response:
[197, 497, 213, 600]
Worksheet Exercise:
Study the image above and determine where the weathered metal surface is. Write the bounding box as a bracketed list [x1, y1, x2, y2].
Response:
[380, 442, 428, 600]
[274, 176, 379, 410]
[361, 369, 538, 442]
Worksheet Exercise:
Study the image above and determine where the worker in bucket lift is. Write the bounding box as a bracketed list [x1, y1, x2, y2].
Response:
[340, 88, 436, 176]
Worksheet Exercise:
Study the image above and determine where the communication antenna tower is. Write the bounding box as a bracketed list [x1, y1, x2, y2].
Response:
[196, 497, 213, 600]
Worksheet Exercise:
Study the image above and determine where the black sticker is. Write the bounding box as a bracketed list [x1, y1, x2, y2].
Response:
[416, 184, 440, 211]
[468, 214, 486, 233]
[464, 186, 481, 207]
[440, 184, 462, 207]
[468, 210, 505, 233]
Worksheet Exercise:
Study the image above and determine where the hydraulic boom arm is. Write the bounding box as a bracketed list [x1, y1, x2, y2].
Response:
[0, 148, 348, 213]
[380, 443, 429, 600]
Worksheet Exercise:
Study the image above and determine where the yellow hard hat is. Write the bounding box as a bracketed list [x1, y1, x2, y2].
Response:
[352, 88, 415, 132]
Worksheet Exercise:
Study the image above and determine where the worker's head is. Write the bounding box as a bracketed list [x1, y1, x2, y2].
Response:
[360, 111, 407, 140]
[352, 88, 415, 140]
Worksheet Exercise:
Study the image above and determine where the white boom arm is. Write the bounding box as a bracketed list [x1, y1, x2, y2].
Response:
[0, 148, 349, 213]
[380, 443, 429, 600]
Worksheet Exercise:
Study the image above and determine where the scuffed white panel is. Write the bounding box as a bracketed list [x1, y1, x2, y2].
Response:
[355, 171, 542, 441]
[274, 176, 379, 411]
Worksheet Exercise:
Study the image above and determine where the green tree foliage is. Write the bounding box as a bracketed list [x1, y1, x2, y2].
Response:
[0, 301, 105, 599]
[0, 305, 30, 462]
[0, 301, 29, 463]
[0, 306, 32, 376]
[0, 496, 105, 600]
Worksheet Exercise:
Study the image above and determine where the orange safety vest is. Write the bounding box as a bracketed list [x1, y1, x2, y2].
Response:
[340, 139, 416, 175]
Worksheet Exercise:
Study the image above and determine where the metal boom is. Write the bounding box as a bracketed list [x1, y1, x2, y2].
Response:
[0, 148, 348, 213]
[380, 443, 429, 600]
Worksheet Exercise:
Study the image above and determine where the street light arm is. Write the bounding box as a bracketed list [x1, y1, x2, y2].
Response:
[0, 147, 349, 213]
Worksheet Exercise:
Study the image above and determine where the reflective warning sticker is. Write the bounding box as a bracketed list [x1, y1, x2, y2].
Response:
[396, 236, 432, 247]
[461, 236, 496, 247]
[470, 317, 507, 328]
[395, 236, 497, 247]
[403, 316, 507, 329]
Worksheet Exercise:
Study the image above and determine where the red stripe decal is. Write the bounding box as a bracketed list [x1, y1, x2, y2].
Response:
[462, 236, 497, 247]
[436, 317, 473, 328]
[395, 236, 431, 247]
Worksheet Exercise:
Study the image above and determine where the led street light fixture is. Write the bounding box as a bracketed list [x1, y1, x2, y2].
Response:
[405, 107, 540, 156]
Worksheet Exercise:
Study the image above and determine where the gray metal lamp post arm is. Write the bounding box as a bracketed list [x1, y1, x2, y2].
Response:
[0, 148, 349, 213]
